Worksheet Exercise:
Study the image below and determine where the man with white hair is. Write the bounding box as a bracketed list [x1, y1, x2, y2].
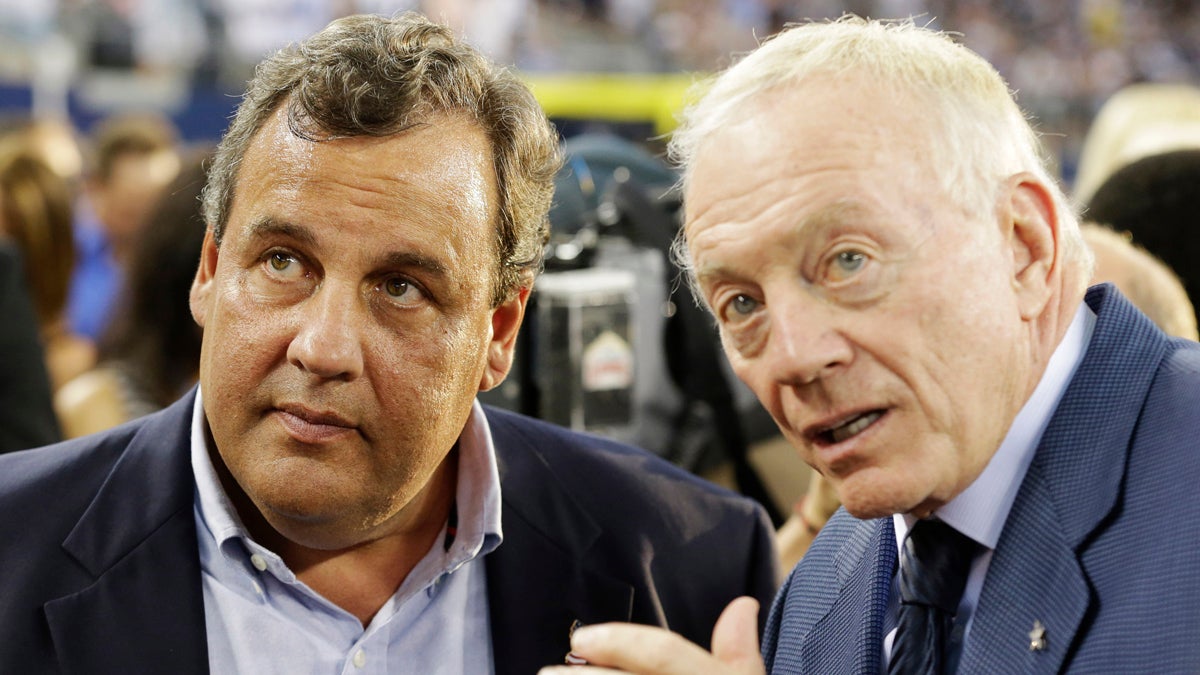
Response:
[541, 16, 1200, 675]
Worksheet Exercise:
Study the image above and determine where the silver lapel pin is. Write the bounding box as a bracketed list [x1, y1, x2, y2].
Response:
[1028, 620, 1047, 652]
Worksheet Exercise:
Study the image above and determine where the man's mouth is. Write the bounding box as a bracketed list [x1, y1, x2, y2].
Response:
[276, 403, 354, 428]
[273, 403, 359, 443]
[816, 410, 885, 445]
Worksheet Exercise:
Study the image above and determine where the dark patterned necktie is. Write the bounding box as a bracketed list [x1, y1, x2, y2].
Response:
[888, 519, 979, 675]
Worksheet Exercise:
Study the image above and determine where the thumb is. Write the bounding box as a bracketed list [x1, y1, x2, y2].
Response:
[711, 597, 767, 674]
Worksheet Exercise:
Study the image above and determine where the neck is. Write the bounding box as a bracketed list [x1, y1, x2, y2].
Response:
[304, 454, 457, 626]
[214, 439, 460, 626]
[1026, 277, 1089, 394]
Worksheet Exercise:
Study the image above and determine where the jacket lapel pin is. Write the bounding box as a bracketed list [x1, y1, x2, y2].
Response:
[1028, 620, 1047, 652]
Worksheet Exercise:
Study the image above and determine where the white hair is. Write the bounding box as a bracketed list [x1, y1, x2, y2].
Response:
[669, 15, 1089, 283]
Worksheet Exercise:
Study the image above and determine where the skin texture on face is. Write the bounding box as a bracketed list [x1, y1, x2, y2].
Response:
[190, 106, 527, 553]
[684, 78, 1055, 519]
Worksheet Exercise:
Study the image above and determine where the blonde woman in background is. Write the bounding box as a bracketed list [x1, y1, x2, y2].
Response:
[0, 146, 96, 391]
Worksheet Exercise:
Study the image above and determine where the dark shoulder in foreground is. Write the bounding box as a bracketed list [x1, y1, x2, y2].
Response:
[0, 391, 194, 552]
[484, 404, 769, 521]
[484, 405, 781, 647]
[0, 420, 143, 532]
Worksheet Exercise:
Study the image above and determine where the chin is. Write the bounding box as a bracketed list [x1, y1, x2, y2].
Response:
[839, 500, 899, 520]
[834, 471, 926, 520]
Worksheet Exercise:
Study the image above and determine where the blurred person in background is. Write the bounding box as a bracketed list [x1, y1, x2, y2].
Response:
[56, 0, 208, 75]
[0, 240, 60, 453]
[67, 112, 181, 342]
[0, 117, 86, 187]
[1072, 82, 1200, 207]
[0, 146, 96, 391]
[1085, 148, 1200, 332]
[55, 150, 209, 438]
[1081, 221, 1197, 341]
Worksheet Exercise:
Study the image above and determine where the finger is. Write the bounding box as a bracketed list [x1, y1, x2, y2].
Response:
[537, 662, 624, 667]
[565, 622, 727, 675]
[711, 597, 766, 673]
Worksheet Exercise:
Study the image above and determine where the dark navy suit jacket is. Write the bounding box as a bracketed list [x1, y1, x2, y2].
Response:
[762, 284, 1200, 674]
[0, 398, 778, 673]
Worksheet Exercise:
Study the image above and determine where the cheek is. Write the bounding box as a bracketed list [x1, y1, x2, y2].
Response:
[441, 311, 494, 370]
[902, 294, 1024, 460]
[218, 285, 284, 352]
[201, 278, 291, 379]
[373, 317, 489, 399]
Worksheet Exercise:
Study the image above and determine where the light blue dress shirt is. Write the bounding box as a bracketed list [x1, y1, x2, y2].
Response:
[885, 301, 1097, 665]
[190, 390, 503, 674]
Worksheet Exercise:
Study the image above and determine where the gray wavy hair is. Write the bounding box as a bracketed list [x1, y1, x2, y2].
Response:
[201, 12, 561, 305]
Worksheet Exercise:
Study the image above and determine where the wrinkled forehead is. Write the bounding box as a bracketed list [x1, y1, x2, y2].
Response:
[683, 77, 935, 229]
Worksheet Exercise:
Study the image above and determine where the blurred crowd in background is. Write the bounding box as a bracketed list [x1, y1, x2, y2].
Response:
[1, 1, 1198, 177]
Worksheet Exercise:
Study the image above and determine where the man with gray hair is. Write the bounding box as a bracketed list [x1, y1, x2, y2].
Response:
[0, 13, 777, 672]
[542, 16, 1200, 675]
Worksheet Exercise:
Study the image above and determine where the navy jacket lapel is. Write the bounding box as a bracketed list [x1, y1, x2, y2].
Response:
[785, 516, 894, 675]
[485, 415, 634, 675]
[959, 285, 1165, 674]
[45, 392, 208, 673]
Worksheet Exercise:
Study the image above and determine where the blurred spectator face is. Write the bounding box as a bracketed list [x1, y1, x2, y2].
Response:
[1082, 223, 1198, 340]
[90, 148, 179, 250]
[683, 77, 1041, 521]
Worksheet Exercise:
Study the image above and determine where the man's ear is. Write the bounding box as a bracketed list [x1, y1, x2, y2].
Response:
[479, 284, 531, 392]
[1004, 173, 1060, 320]
[189, 228, 219, 328]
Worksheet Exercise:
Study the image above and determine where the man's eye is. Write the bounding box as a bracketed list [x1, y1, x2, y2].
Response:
[266, 252, 301, 276]
[382, 277, 426, 305]
[835, 250, 866, 273]
[825, 250, 870, 283]
[731, 294, 760, 315]
[385, 278, 409, 298]
[719, 293, 761, 324]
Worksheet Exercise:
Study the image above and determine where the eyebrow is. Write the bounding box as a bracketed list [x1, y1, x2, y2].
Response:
[693, 199, 869, 285]
[246, 215, 450, 278]
[377, 250, 449, 278]
[246, 216, 318, 247]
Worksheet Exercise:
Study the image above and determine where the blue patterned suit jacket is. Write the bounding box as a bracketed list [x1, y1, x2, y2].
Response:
[763, 284, 1200, 674]
[0, 398, 778, 673]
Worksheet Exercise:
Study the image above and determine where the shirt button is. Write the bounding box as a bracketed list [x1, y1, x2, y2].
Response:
[352, 649, 367, 668]
[250, 554, 267, 571]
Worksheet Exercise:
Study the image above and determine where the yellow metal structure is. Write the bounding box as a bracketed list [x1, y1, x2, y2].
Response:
[522, 72, 702, 136]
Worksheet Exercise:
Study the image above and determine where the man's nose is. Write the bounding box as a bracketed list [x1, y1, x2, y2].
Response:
[286, 281, 365, 381]
[762, 292, 853, 387]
